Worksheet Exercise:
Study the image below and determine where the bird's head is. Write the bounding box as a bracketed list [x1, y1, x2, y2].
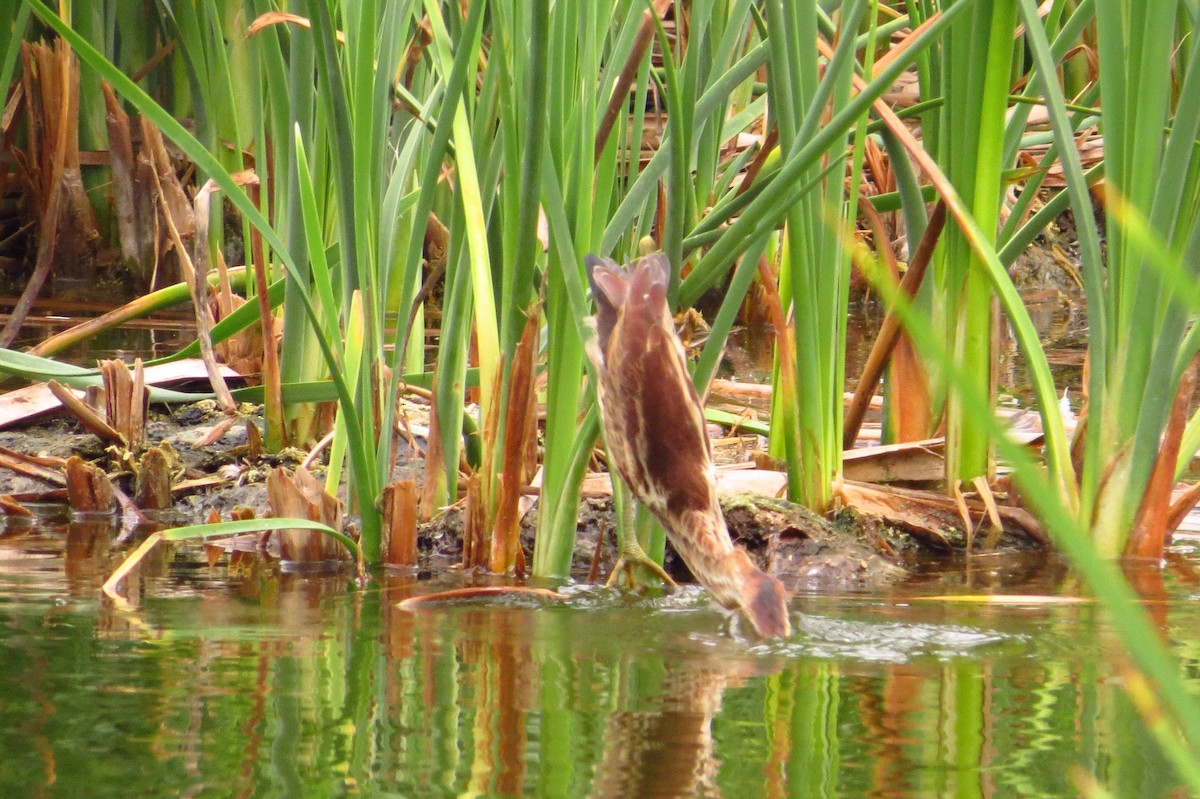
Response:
[585, 253, 671, 367]
[721, 549, 791, 638]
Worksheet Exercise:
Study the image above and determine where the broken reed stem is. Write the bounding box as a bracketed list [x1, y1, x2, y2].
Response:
[383, 479, 419, 567]
[488, 306, 539, 574]
[149, 155, 236, 417]
[133, 446, 173, 510]
[0, 42, 74, 347]
[100, 358, 147, 447]
[242, 173, 286, 450]
[48, 379, 125, 445]
[843, 201, 946, 449]
[65, 455, 117, 513]
[462, 472, 487, 570]
[265, 465, 344, 563]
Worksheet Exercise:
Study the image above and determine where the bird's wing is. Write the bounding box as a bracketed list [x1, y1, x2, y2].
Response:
[628, 317, 717, 520]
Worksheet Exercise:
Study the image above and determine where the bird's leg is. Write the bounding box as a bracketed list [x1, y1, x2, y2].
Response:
[606, 480, 678, 589]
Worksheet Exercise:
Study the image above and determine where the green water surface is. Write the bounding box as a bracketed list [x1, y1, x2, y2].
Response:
[1, 516, 1196, 798]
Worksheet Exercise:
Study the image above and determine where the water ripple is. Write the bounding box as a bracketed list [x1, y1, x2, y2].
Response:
[765, 612, 1014, 663]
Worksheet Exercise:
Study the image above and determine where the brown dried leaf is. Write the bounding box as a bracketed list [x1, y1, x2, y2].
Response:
[48, 379, 124, 446]
[266, 466, 344, 563]
[246, 11, 345, 43]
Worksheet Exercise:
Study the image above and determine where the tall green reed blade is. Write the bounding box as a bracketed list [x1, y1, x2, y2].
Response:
[71, 2, 120, 243]
[430, 236, 475, 509]
[861, 239, 1200, 789]
[304, 0, 377, 490]
[156, 0, 248, 172]
[930, 0, 1017, 488]
[1093, 0, 1200, 554]
[1012, 0, 1106, 517]
[533, 159, 603, 577]
[997, 1, 1098, 255]
[407, 1, 485, 513]
[27, 0, 385, 559]
[1020, 0, 1200, 553]
[0, 1, 28, 114]
[463, 0, 551, 569]
[700, 0, 759, 203]
[531, 0, 610, 577]
[243, 0, 328, 443]
[384, 0, 488, 513]
[422, 0, 500, 510]
[495, 0, 548, 361]
[305, 0, 362, 307]
[293, 125, 354, 491]
[760, 0, 864, 510]
[653, 2, 692, 297]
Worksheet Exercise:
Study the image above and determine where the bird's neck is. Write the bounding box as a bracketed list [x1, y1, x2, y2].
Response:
[668, 510, 747, 609]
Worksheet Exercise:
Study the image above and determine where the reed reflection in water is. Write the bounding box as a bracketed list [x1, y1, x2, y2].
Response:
[0, 538, 1188, 798]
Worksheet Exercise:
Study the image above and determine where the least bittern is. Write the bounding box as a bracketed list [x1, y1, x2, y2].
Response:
[586, 253, 791, 638]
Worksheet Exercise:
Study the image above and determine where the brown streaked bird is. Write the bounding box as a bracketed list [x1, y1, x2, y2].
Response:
[585, 253, 791, 638]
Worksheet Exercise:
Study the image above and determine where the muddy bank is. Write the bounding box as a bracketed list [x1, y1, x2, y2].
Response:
[0, 401, 1047, 594]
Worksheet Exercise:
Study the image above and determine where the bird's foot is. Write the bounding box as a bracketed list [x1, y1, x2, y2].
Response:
[605, 542, 678, 590]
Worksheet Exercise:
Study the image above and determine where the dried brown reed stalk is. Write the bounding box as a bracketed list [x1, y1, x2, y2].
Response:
[844, 202, 946, 449]
[65, 455, 115, 513]
[488, 306, 539, 574]
[133, 445, 173, 510]
[100, 357, 147, 448]
[383, 479, 419, 567]
[1, 40, 98, 346]
[102, 81, 156, 283]
[266, 465, 344, 563]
